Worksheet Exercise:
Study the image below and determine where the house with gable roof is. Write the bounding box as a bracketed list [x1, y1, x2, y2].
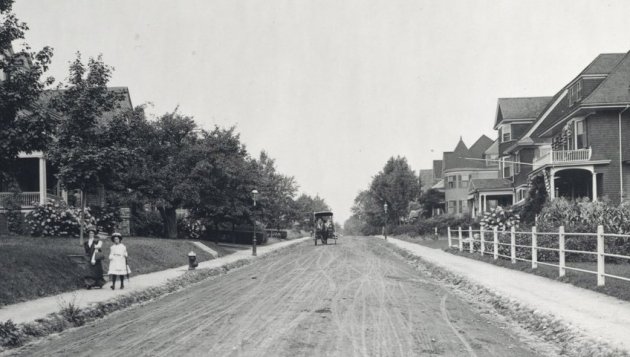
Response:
[441, 135, 496, 215]
[510, 52, 630, 204]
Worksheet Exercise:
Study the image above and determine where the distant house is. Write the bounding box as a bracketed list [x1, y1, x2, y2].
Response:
[510, 52, 630, 204]
[0, 88, 134, 211]
[440, 135, 496, 216]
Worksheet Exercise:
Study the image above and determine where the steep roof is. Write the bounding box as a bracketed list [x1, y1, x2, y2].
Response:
[582, 52, 630, 105]
[468, 135, 494, 159]
[494, 97, 552, 128]
[526, 52, 630, 138]
[443, 135, 493, 171]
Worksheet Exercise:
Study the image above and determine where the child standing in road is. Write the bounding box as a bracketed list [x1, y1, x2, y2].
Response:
[108, 232, 128, 290]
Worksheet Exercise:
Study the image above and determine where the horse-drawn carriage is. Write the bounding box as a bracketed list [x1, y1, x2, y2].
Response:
[313, 211, 337, 245]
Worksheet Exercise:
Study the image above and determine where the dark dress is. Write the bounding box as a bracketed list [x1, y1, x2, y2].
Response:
[83, 240, 106, 288]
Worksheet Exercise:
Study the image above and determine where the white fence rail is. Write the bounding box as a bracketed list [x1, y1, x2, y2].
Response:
[447, 225, 630, 287]
[0, 192, 40, 207]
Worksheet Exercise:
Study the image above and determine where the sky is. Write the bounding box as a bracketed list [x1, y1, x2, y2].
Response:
[12, 0, 630, 223]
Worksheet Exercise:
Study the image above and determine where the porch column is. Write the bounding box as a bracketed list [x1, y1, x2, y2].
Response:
[549, 169, 556, 200]
[39, 157, 47, 204]
[592, 171, 598, 202]
[483, 194, 487, 213]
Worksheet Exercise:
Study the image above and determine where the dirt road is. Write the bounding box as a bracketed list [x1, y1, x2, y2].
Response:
[10, 237, 550, 356]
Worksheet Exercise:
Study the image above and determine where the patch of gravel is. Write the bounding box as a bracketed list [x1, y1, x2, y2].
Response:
[387, 243, 630, 357]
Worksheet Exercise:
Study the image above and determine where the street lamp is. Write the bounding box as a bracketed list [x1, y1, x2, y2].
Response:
[252, 189, 259, 256]
[384, 203, 388, 240]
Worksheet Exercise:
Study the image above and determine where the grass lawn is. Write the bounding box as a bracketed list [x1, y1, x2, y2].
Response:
[394, 235, 450, 250]
[0, 235, 217, 307]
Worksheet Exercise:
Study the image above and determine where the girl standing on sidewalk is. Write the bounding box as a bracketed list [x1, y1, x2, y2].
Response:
[108, 232, 128, 290]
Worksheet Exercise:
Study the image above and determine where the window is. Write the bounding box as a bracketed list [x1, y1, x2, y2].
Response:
[514, 154, 521, 175]
[458, 200, 463, 214]
[448, 200, 457, 214]
[501, 124, 512, 142]
[458, 175, 469, 188]
[516, 187, 527, 202]
[447, 175, 456, 189]
[568, 80, 582, 106]
[501, 157, 512, 178]
[575, 120, 586, 149]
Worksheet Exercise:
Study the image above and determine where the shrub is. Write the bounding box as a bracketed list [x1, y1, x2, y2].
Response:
[24, 199, 94, 237]
[132, 209, 163, 237]
[89, 205, 122, 234]
[3, 191, 26, 235]
[391, 214, 476, 238]
[479, 206, 520, 232]
[177, 216, 205, 239]
[0, 320, 25, 348]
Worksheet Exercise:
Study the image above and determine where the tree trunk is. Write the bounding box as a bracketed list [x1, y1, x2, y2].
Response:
[158, 206, 178, 239]
[79, 189, 85, 246]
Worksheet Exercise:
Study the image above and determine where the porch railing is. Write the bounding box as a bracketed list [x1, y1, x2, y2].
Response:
[532, 148, 592, 170]
[447, 225, 630, 287]
[0, 192, 41, 208]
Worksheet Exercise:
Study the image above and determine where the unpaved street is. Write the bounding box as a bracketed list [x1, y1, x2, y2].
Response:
[11, 237, 547, 356]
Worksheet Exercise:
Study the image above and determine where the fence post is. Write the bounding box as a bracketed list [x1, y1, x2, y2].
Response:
[531, 226, 538, 269]
[493, 227, 498, 260]
[510, 226, 516, 264]
[458, 226, 463, 252]
[559, 225, 566, 278]
[597, 225, 605, 286]
[434, 226, 438, 240]
[469, 226, 474, 253]
[447, 227, 452, 248]
[480, 226, 485, 256]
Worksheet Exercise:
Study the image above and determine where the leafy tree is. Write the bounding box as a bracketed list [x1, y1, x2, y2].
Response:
[351, 156, 420, 232]
[121, 111, 199, 238]
[518, 174, 548, 224]
[293, 194, 330, 231]
[251, 152, 298, 230]
[419, 188, 445, 218]
[0, 0, 54, 177]
[47, 54, 129, 244]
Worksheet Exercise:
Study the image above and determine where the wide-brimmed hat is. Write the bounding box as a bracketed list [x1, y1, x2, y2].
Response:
[110, 232, 123, 242]
[86, 225, 98, 234]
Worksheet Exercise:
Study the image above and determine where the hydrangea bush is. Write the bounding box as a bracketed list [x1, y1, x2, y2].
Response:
[479, 206, 520, 232]
[177, 217, 205, 239]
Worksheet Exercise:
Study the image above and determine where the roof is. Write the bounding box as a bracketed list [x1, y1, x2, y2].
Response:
[314, 211, 333, 217]
[582, 53, 625, 75]
[468, 135, 494, 159]
[443, 135, 493, 171]
[431, 179, 444, 190]
[494, 97, 552, 128]
[36, 87, 133, 126]
[582, 52, 630, 105]
[469, 178, 513, 193]
[432, 160, 443, 178]
[419, 169, 434, 188]
[527, 51, 630, 138]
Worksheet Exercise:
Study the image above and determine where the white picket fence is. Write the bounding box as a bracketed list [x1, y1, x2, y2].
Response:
[447, 225, 630, 287]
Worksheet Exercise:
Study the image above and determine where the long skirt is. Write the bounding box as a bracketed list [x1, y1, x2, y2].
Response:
[84, 258, 106, 288]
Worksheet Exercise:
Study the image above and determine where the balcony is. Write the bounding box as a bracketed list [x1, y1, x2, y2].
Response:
[532, 148, 592, 170]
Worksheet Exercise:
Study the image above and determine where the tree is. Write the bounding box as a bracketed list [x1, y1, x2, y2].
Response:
[419, 188, 445, 218]
[518, 175, 548, 224]
[350, 156, 421, 232]
[292, 194, 330, 231]
[47, 54, 129, 244]
[0, 0, 54, 177]
[251, 152, 298, 229]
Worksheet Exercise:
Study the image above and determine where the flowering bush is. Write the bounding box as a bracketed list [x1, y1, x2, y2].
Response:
[479, 206, 520, 232]
[25, 199, 93, 237]
[177, 217, 205, 239]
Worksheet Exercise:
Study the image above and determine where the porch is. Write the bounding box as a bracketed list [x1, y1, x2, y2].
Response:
[547, 166, 600, 201]
[532, 147, 592, 170]
[0, 152, 63, 209]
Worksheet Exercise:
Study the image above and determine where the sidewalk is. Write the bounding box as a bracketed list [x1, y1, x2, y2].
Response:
[386, 237, 630, 352]
[0, 237, 309, 325]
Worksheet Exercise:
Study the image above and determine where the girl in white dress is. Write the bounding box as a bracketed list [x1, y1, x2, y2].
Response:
[108, 232, 128, 290]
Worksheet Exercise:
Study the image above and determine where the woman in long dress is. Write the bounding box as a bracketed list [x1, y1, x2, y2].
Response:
[83, 225, 106, 289]
[108, 232, 128, 290]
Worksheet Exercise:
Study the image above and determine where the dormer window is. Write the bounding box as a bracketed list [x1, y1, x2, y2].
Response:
[500, 124, 512, 142]
[568, 80, 582, 106]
